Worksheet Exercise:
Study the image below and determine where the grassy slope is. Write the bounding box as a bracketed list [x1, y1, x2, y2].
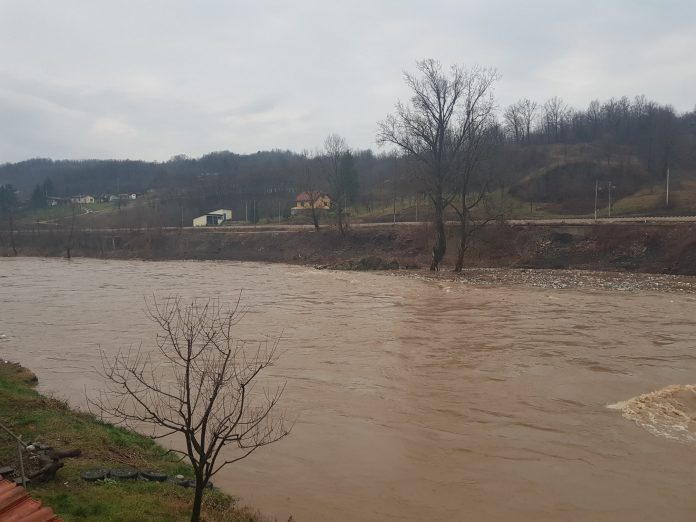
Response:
[0, 362, 263, 522]
[14, 202, 117, 225]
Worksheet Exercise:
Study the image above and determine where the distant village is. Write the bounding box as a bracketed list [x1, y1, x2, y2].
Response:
[193, 192, 332, 227]
[13, 185, 336, 228]
[47, 193, 138, 206]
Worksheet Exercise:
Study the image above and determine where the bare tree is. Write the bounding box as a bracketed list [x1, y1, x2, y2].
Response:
[91, 296, 290, 522]
[65, 203, 77, 259]
[519, 98, 538, 144]
[587, 99, 602, 139]
[377, 59, 497, 270]
[306, 190, 324, 231]
[299, 151, 324, 231]
[0, 184, 18, 256]
[321, 134, 354, 236]
[543, 96, 570, 143]
[377, 59, 498, 270]
[447, 70, 499, 272]
[503, 102, 524, 144]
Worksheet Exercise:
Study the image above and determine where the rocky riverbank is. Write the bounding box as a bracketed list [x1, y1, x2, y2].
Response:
[408, 267, 696, 293]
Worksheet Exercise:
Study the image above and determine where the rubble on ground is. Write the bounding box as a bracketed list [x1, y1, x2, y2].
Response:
[408, 268, 696, 293]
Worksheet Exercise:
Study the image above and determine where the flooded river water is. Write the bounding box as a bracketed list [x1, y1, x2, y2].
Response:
[2, 258, 696, 521]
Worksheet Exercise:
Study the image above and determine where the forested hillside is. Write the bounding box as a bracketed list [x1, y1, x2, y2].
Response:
[1, 95, 695, 224]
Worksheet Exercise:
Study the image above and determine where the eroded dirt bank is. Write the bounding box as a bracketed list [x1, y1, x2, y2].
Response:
[3, 222, 696, 274]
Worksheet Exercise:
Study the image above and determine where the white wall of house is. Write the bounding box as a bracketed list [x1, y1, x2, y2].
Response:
[70, 195, 95, 204]
[193, 215, 208, 227]
[193, 209, 232, 227]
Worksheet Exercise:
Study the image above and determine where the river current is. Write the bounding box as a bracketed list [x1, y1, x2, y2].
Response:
[2, 257, 696, 521]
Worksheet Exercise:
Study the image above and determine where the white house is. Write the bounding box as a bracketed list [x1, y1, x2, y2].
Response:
[70, 195, 95, 204]
[193, 209, 233, 227]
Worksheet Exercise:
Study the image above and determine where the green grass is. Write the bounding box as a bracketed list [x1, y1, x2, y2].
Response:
[0, 362, 264, 522]
[16, 202, 117, 225]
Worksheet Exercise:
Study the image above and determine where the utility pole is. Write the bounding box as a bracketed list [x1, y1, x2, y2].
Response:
[393, 194, 396, 224]
[415, 195, 419, 222]
[594, 180, 598, 221]
[666, 167, 670, 207]
[608, 181, 612, 218]
[245, 201, 248, 222]
[278, 200, 281, 224]
[253, 199, 256, 224]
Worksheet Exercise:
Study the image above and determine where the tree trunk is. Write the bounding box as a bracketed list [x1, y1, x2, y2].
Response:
[190, 475, 205, 522]
[310, 207, 320, 231]
[336, 205, 346, 236]
[454, 211, 468, 273]
[429, 196, 446, 271]
[66, 204, 76, 258]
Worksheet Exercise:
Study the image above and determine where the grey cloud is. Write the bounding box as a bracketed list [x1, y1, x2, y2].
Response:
[0, 0, 694, 162]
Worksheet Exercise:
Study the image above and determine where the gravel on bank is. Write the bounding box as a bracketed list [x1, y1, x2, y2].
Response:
[401, 268, 696, 293]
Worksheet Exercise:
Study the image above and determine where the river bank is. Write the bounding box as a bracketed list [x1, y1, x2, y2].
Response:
[410, 267, 696, 292]
[3, 222, 696, 275]
[0, 361, 266, 522]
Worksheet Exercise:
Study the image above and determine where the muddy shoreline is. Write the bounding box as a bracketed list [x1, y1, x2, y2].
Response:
[3, 222, 696, 278]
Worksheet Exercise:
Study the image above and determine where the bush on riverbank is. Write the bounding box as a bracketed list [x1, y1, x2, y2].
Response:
[0, 361, 265, 522]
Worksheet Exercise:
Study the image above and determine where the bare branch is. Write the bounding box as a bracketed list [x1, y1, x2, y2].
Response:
[91, 295, 289, 522]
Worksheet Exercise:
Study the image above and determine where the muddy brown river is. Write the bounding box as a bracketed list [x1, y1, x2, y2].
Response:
[2, 258, 696, 521]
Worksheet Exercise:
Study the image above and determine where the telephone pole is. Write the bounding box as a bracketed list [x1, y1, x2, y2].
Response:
[666, 168, 670, 207]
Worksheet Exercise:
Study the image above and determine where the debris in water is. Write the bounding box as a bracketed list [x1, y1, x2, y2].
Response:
[608, 385, 696, 443]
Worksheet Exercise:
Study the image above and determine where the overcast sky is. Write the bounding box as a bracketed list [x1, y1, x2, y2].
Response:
[1, 0, 694, 162]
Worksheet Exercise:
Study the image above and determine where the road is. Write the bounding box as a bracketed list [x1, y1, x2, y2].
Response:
[20, 214, 696, 234]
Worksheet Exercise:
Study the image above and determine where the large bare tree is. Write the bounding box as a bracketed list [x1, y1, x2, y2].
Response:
[447, 71, 499, 271]
[91, 296, 290, 522]
[377, 60, 498, 270]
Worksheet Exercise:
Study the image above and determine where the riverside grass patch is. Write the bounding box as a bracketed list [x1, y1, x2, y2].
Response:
[0, 361, 263, 522]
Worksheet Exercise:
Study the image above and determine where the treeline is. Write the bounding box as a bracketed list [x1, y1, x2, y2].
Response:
[0, 148, 418, 222]
[1, 96, 694, 225]
[502, 95, 696, 177]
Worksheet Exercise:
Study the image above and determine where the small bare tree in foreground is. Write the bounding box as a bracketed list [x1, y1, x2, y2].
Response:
[91, 296, 290, 522]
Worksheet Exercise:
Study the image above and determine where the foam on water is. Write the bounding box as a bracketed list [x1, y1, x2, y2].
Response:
[608, 385, 696, 443]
